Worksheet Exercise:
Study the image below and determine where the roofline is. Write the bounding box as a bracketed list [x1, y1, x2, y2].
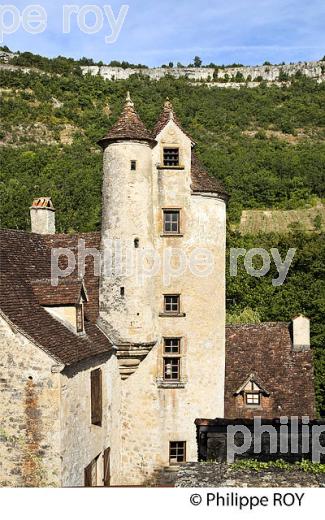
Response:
[97, 136, 157, 148]
[0, 308, 64, 367]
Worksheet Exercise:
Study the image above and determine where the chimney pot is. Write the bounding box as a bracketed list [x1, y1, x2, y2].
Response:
[30, 197, 55, 234]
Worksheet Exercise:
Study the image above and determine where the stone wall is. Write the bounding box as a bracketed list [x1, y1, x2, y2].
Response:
[0, 314, 122, 487]
[115, 119, 226, 485]
[0, 315, 61, 487]
[60, 352, 121, 486]
[175, 462, 325, 487]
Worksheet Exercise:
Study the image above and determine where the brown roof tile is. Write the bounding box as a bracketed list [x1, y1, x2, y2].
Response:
[225, 323, 315, 418]
[31, 278, 87, 305]
[191, 152, 227, 196]
[98, 92, 155, 146]
[0, 229, 111, 366]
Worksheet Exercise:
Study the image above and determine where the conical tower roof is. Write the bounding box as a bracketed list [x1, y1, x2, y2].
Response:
[98, 92, 155, 147]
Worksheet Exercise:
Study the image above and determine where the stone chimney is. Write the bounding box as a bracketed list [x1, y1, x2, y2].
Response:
[30, 197, 55, 234]
[292, 315, 310, 352]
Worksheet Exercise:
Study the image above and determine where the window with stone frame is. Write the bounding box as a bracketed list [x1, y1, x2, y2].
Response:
[163, 338, 181, 381]
[163, 147, 179, 167]
[163, 294, 180, 314]
[169, 441, 186, 463]
[163, 209, 180, 234]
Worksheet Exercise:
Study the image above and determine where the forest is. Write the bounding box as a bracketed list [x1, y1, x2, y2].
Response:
[0, 55, 324, 414]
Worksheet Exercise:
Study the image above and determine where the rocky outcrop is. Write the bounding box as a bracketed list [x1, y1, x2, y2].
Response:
[81, 61, 325, 83]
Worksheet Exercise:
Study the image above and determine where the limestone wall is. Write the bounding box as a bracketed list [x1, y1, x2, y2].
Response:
[81, 61, 325, 83]
[60, 353, 122, 486]
[0, 315, 61, 487]
[117, 120, 226, 485]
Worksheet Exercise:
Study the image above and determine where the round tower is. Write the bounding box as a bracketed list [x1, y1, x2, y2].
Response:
[98, 93, 157, 365]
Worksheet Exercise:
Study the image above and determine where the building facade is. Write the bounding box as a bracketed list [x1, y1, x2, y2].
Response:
[0, 95, 316, 487]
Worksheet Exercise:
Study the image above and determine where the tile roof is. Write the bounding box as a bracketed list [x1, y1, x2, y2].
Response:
[0, 229, 112, 366]
[225, 322, 315, 418]
[98, 92, 155, 146]
[191, 152, 227, 197]
[31, 278, 88, 305]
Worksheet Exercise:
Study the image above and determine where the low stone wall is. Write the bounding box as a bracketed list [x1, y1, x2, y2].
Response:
[175, 462, 325, 487]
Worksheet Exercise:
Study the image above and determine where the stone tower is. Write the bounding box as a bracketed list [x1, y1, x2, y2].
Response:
[99, 95, 227, 484]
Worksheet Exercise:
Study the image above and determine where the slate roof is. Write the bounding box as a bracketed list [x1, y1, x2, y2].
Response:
[225, 323, 315, 418]
[98, 92, 154, 146]
[0, 229, 111, 366]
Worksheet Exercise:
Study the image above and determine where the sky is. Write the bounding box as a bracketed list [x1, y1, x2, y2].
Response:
[2, 0, 325, 66]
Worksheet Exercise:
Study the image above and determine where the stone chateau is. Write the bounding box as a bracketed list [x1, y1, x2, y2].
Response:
[0, 95, 315, 486]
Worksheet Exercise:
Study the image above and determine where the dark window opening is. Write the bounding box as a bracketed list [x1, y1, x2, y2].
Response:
[245, 392, 260, 405]
[91, 368, 102, 426]
[120, 287, 125, 296]
[76, 303, 84, 333]
[164, 338, 180, 354]
[164, 295, 180, 314]
[163, 147, 179, 167]
[169, 441, 186, 463]
[130, 160, 137, 171]
[163, 210, 180, 234]
[134, 238, 139, 248]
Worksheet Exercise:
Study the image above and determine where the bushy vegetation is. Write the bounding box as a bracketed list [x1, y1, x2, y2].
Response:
[231, 458, 325, 473]
[0, 56, 324, 414]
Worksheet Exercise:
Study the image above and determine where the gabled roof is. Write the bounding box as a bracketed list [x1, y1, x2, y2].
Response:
[31, 277, 88, 306]
[234, 372, 270, 396]
[98, 92, 155, 146]
[153, 98, 195, 143]
[0, 229, 111, 366]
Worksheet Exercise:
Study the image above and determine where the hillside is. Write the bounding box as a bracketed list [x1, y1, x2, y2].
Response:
[0, 52, 324, 414]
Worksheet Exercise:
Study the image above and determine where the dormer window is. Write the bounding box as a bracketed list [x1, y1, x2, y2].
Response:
[163, 147, 179, 167]
[234, 373, 270, 408]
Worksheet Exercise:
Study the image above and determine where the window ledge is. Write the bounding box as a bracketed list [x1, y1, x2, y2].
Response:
[157, 165, 185, 170]
[156, 378, 187, 389]
[160, 233, 183, 238]
[159, 312, 186, 318]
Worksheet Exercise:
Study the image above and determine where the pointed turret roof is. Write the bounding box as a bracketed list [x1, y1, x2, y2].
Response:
[153, 98, 195, 143]
[98, 92, 155, 147]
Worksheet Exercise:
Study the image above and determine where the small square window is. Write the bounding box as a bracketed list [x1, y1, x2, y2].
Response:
[163, 148, 179, 167]
[164, 295, 180, 314]
[169, 441, 186, 463]
[130, 160, 137, 171]
[245, 392, 260, 405]
[164, 338, 180, 354]
[163, 210, 180, 234]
